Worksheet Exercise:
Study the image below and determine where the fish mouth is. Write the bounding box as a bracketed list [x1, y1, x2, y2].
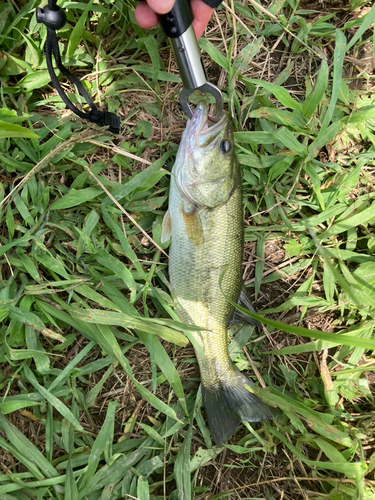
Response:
[186, 101, 228, 145]
[173, 101, 229, 207]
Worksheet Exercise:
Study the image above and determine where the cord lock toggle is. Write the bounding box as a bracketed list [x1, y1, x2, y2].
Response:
[36, 5, 66, 31]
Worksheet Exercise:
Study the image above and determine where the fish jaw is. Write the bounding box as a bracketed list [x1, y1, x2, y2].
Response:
[184, 101, 210, 146]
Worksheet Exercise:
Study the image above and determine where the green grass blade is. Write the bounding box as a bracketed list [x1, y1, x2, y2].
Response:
[136, 331, 187, 414]
[49, 188, 102, 210]
[273, 126, 307, 157]
[79, 401, 118, 491]
[254, 236, 265, 299]
[48, 340, 95, 392]
[270, 426, 366, 476]
[137, 476, 151, 500]
[0, 121, 39, 139]
[199, 38, 230, 72]
[320, 29, 346, 131]
[320, 202, 375, 239]
[77, 440, 153, 498]
[23, 366, 84, 432]
[220, 270, 375, 350]
[67, 1, 91, 58]
[70, 307, 188, 346]
[94, 249, 137, 303]
[103, 153, 170, 205]
[244, 79, 302, 111]
[302, 59, 328, 119]
[0, 414, 59, 479]
[174, 412, 194, 500]
[346, 3, 375, 52]
[0, 400, 39, 414]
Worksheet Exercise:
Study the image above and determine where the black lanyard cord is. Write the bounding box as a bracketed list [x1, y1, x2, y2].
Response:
[37, 1, 120, 133]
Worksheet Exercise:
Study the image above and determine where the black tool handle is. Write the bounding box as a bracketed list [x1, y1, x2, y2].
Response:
[160, 0, 194, 38]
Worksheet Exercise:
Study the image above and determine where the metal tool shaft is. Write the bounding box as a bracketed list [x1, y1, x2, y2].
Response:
[160, 0, 223, 121]
[169, 25, 206, 91]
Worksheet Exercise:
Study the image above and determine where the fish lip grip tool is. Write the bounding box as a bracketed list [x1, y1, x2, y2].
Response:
[159, 0, 224, 122]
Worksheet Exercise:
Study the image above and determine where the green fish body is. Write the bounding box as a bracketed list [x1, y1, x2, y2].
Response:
[162, 102, 274, 445]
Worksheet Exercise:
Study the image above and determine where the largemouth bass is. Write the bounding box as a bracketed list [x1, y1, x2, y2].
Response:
[161, 102, 274, 445]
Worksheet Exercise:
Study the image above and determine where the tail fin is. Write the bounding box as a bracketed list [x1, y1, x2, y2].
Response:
[201, 371, 275, 446]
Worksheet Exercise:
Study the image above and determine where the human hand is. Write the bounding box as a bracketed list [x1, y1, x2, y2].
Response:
[135, 0, 214, 39]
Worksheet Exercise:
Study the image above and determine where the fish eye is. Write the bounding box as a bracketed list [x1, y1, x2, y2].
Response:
[220, 140, 231, 153]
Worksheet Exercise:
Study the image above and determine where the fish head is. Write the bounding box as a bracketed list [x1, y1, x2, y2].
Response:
[175, 101, 240, 208]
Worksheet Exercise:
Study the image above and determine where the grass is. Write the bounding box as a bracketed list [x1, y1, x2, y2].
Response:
[1, 0, 375, 498]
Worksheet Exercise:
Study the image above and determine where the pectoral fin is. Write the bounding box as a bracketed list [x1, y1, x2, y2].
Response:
[231, 282, 261, 328]
[161, 210, 172, 243]
[182, 205, 203, 246]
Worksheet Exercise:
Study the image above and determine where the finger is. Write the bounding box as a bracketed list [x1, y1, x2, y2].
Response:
[191, 0, 214, 39]
[146, 0, 175, 15]
[135, 2, 159, 28]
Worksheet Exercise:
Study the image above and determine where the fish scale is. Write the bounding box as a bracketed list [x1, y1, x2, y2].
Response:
[162, 101, 275, 445]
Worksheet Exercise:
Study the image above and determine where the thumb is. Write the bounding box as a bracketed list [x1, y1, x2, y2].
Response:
[146, 0, 175, 15]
